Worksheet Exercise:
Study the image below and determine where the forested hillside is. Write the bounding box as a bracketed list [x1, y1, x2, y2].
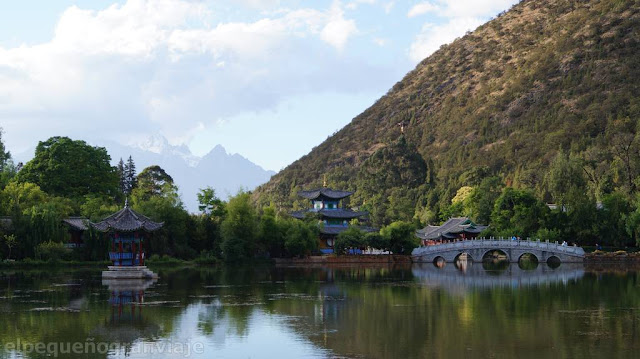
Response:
[256, 0, 640, 240]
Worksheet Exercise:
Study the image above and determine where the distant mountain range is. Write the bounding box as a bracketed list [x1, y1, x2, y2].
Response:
[15, 135, 274, 212]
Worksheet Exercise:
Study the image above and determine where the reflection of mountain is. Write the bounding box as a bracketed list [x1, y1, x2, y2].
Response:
[412, 263, 585, 295]
[14, 135, 275, 212]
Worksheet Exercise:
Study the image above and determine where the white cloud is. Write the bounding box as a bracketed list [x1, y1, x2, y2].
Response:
[320, 1, 358, 50]
[407, 2, 438, 18]
[409, 17, 483, 62]
[384, 2, 395, 14]
[0, 0, 371, 151]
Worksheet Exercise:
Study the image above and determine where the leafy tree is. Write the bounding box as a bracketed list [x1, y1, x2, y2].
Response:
[259, 206, 283, 257]
[464, 176, 503, 224]
[380, 221, 419, 255]
[221, 191, 257, 261]
[136, 165, 174, 199]
[16, 137, 118, 198]
[364, 232, 389, 252]
[335, 226, 365, 255]
[597, 192, 632, 247]
[0, 127, 10, 172]
[3, 234, 16, 260]
[284, 220, 318, 257]
[490, 188, 547, 238]
[1, 182, 48, 215]
[197, 187, 225, 217]
[544, 151, 587, 208]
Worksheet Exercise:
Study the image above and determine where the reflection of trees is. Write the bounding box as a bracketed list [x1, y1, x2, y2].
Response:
[2, 266, 640, 358]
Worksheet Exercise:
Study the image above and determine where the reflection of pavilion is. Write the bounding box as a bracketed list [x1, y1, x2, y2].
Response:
[92, 279, 160, 345]
[412, 263, 585, 294]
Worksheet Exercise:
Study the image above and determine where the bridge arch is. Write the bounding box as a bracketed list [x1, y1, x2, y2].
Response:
[481, 249, 510, 262]
[518, 252, 539, 263]
[546, 255, 562, 268]
[433, 256, 446, 268]
[454, 252, 474, 262]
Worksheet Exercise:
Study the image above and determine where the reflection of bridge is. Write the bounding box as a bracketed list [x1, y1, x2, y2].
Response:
[411, 262, 585, 291]
[412, 239, 585, 263]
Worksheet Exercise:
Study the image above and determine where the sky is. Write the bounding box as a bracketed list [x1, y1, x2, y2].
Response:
[0, 0, 519, 171]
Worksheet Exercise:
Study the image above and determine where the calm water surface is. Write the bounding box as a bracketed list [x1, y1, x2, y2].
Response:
[0, 262, 638, 358]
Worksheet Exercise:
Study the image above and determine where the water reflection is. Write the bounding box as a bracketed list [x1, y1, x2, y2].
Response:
[414, 262, 585, 292]
[91, 279, 160, 346]
[1, 265, 640, 358]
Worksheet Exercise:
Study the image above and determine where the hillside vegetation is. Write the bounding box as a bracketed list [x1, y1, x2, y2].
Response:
[255, 0, 640, 242]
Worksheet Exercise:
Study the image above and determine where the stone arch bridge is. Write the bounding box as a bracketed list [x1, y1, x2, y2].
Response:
[412, 239, 585, 264]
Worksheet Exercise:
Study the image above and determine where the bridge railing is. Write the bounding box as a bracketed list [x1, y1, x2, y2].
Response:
[417, 238, 585, 256]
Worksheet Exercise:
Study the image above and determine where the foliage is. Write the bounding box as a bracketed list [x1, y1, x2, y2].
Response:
[335, 227, 365, 255]
[380, 221, 419, 255]
[364, 232, 389, 252]
[221, 192, 258, 261]
[16, 137, 118, 198]
[2, 234, 16, 260]
[136, 165, 175, 200]
[197, 187, 225, 216]
[284, 220, 318, 257]
[490, 188, 547, 239]
[35, 241, 68, 262]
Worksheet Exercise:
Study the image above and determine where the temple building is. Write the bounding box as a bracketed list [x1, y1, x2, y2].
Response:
[416, 217, 487, 246]
[291, 188, 374, 254]
[94, 201, 162, 278]
[62, 217, 89, 248]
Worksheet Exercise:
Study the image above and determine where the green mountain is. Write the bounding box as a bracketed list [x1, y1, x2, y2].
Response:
[255, 0, 640, 227]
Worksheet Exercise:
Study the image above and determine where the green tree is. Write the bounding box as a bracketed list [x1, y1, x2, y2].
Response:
[544, 151, 587, 208]
[197, 187, 225, 217]
[16, 137, 118, 198]
[490, 187, 547, 238]
[364, 232, 389, 252]
[124, 156, 137, 195]
[464, 176, 503, 224]
[597, 192, 632, 247]
[1, 182, 48, 215]
[380, 221, 419, 255]
[259, 206, 283, 257]
[3, 234, 16, 260]
[221, 191, 258, 261]
[136, 165, 174, 200]
[335, 226, 365, 255]
[284, 220, 318, 257]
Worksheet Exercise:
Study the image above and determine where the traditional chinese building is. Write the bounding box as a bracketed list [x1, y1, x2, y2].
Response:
[416, 217, 487, 246]
[94, 201, 162, 279]
[62, 217, 89, 248]
[291, 188, 374, 254]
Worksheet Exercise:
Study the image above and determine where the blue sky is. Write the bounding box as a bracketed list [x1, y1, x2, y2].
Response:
[0, 0, 518, 171]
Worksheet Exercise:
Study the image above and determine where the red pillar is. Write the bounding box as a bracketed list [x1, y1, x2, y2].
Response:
[140, 239, 144, 266]
[118, 239, 123, 267]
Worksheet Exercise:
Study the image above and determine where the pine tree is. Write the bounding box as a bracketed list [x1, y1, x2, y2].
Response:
[117, 158, 126, 195]
[123, 156, 137, 195]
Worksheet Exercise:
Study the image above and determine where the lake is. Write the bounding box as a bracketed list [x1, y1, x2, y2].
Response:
[0, 262, 638, 358]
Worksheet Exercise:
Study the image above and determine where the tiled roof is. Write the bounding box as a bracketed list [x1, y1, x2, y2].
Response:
[92, 205, 163, 233]
[62, 217, 90, 231]
[298, 188, 354, 200]
[0, 216, 13, 230]
[417, 217, 487, 240]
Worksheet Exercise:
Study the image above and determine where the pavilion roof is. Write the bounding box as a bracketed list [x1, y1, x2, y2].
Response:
[92, 203, 163, 233]
[62, 217, 90, 231]
[416, 217, 487, 240]
[298, 188, 354, 200]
